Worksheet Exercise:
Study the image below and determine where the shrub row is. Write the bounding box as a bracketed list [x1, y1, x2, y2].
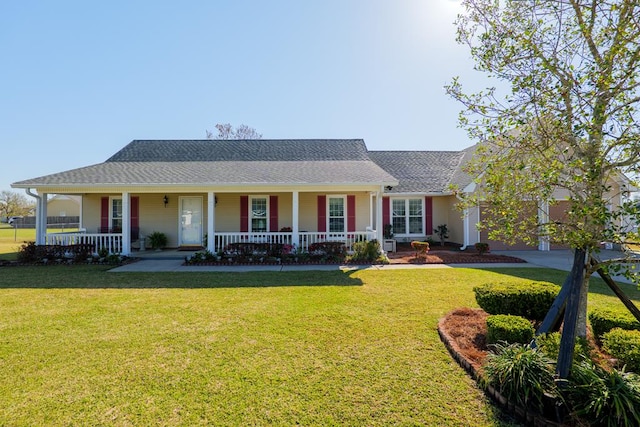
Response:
[473, 281, 560, 321]
[17, 242, 95, 263]
[602, 328, 640, 373]
[486, 314, 534, 345]
[589, 308, 640, 340]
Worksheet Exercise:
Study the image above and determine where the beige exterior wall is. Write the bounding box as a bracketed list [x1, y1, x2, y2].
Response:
[439, 195, 465, 245]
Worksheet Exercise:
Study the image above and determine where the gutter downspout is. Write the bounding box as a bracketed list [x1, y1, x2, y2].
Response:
[25, 188, 43, 245]
[455, 193, 469, 251]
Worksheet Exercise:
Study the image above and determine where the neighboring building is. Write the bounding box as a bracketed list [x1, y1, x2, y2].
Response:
[10, 139, 629, 255]
[47, 194, 81, 217]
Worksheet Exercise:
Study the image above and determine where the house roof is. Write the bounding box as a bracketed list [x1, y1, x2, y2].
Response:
[368, 150, 470, 193]
[12, 139, 398, 189]
[106, 139, 372, 162]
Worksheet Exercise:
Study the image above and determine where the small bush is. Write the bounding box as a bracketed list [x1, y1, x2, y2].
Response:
[483, 342, 557, 413]
[486, 314, 534, 345]
[589, 309, 640, 341]
[602, 328, 640, 373]
[475, 242, 490, 255]
[564, 356, 640, 427]
[410, 241, 430, 255]
[348, 239, 383, 263]
[474, 281, 560, 321]
[148, 231, 168, 249]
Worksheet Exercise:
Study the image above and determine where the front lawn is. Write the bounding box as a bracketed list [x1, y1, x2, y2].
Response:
[0, 266, 637, 426]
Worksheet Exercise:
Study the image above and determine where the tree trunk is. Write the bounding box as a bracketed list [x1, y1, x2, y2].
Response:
[556, 248, 587, 382]
[576, 275, 590, 338]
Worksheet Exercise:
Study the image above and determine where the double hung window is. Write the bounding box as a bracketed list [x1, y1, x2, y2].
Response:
[250, 197, 268, 232]
[328, 196, 346, 233]
[391, 198, 423, 235]
[111, 198, 123, 232]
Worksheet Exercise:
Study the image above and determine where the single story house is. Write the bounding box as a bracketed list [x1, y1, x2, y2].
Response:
[10, 139, 628, 255]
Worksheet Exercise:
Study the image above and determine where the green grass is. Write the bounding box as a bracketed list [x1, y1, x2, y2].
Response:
[0, 266, 638, 426]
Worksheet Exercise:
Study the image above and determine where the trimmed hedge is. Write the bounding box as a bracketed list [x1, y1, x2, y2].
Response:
[486, 314, 535, 345]
[473, 281, 560, 321]
[589, 309, 640, 340]
[602, 328, 640, 373]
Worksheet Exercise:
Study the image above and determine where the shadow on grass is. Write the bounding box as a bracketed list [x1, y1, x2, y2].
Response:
[0, 265, 365, 289]
[477, 267, 640, 301]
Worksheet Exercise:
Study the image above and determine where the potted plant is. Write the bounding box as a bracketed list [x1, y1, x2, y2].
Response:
[148, 231, 168, 251]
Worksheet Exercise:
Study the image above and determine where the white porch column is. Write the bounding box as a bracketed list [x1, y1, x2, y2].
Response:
[34, 192, 47, 245]
[376, 187, 383, 242]
[292, 191, 299, 248]
[121, 192, 131, 255]
[207, 191, 215, 253]
[79, 196, 84, 231]
[369, 192, 374, 229]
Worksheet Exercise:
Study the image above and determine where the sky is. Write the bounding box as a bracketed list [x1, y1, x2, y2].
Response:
[1, 0, 488, 193]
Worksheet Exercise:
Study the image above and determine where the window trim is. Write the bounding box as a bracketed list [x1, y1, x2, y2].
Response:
[109, 196, 123, 232]
[390, 197, 424, 236]
[248, 195, 270, 233]
[327, 195, 347, 233]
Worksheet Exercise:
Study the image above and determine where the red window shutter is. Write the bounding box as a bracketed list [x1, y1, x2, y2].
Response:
[317, 195, 326, 232]
[347, 195, 356, 232]
[425, 196, 433, 235]
[240, 196, 249, 232]
[269, 195, 278, 232]
[130, 196, 139, 240]
[382, 197, 390, 227]
[100, 197, 109, 233]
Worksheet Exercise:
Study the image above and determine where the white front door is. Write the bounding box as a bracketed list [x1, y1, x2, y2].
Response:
[179, 196, 203, 246]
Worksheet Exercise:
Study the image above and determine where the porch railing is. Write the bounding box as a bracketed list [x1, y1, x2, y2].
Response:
[43, 230, 377, 254]
[213, 231, 376, 252]
[46, 232, 123, 254]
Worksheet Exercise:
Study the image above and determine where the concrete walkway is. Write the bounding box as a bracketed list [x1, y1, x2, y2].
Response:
[109, 248, 628, 274]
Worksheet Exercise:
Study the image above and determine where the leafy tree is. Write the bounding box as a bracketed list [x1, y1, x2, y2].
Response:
[205, 123, 262, 140]
[447, 0, 640, 379]
[0, 190, 34, 221]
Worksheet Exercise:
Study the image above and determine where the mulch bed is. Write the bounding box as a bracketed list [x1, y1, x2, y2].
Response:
[387, 244, 526, 265]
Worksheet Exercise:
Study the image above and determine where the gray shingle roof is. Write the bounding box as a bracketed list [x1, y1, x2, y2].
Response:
[106, 139, 371, 162]
[368, 151, 467, 193]
[13, 161, 396, 186]
[12, 140, 397, 188]
[12, 139, 476, 191]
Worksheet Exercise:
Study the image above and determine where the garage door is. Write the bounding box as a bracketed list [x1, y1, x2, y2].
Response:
[479, 203, 539, 251]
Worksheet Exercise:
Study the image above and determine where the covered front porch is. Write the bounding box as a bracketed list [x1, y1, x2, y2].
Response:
[35, 189, 386, 255]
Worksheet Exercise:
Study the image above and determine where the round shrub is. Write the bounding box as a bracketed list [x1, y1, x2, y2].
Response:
[473, 281, 560, 321]
[486, 314, 535, 345]
[589, 309, 640, 341]
[602, 328, 640, 373]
